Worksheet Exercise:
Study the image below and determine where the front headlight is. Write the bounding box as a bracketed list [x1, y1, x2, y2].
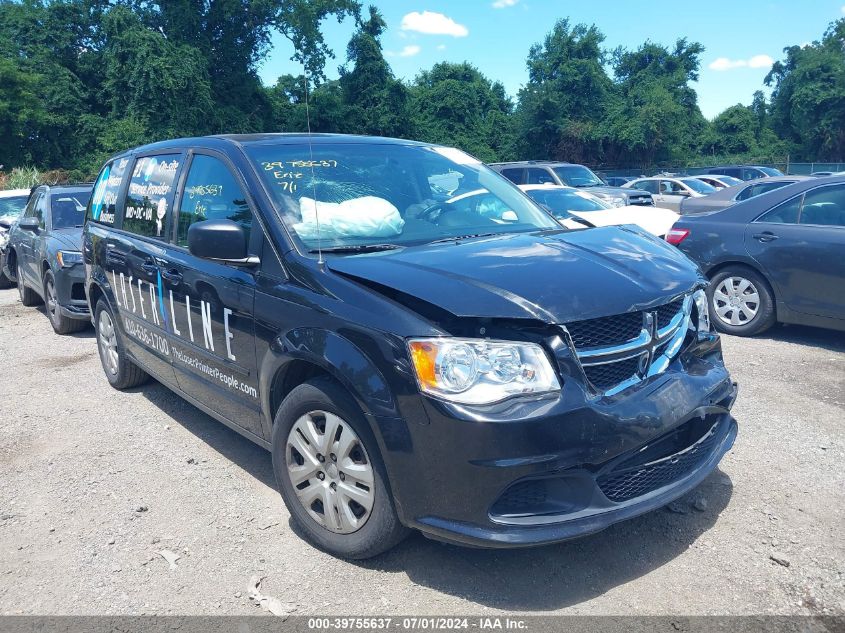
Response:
[408, 338, 561, 405]
[607, 196, 625, 207]
[56, 250, 83, 267]
[693, 289, 712, 332]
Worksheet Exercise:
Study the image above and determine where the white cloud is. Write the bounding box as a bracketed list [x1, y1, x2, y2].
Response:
[492, 0, 519, 7]
[399, 45, 421, 57]
[437, 44, 447, 51]
[386, 45, 422, 58]
[841, 3, 845, 13]
[400, 11, 468, 37]
[709, 54, 773, 71]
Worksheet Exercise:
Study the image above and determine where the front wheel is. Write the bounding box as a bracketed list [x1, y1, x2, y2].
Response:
[44, 271, 87, 334]
[94, 299, 150, 389]
[707, 267, 776, 336]
[272, 377, 409, 559]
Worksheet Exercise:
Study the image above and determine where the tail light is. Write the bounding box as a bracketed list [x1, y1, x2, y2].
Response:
[665, 228, 690, 245]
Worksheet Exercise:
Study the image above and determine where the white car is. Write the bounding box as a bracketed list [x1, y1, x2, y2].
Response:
[622, 176, 717, 212]
[519, 184, 679, 237]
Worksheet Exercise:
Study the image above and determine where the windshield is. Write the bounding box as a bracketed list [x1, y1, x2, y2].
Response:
[759, 167, 784, 177]
[552, 165, 604, 188]
[718, 176, 743, 186]
[51, 192, 91, 229]
[0, 195, 29, 219]
[246, 143, 559, 253]
[680, 178, 717, 194]
[526, 188, 609, 214]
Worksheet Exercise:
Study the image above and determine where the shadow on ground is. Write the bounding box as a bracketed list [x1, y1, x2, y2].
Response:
[754, 323, 845, 352]
[138, 379, 734, 611]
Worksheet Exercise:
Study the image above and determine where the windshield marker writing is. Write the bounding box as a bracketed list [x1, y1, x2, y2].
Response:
[224, 308, 235, 361]
[169, 290, 181, 336]
[201, 301, 214, 352]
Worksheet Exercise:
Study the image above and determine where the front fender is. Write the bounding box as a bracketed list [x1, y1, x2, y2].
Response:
[259, 326, 401, 426]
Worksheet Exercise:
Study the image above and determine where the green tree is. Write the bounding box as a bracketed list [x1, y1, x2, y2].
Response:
[515, 19, 613, 161]
[410, 62, 515, 161]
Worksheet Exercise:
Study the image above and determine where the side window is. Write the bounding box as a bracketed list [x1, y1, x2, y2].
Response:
[525, 168, 555, 185]
[500, 168, 524, 184]
[637, 180, 657, 194]
[735, 185, 753, 201]
[799, 185, 845, 227]
[35, 192, 47, 229]
[123, 154, 182, 238]
[89, 158, 129, 225]
[176, 154, 252, 247]
[726, 168, 741, 178]
[756, 196, 801, 224]
[22, 190, 41, 218]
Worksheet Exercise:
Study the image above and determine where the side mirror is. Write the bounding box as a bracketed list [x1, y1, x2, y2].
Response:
[187, 219, 257, 265]
[18, 217, 40, 232]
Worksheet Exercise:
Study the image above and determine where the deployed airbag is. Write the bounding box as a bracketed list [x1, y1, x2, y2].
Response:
[294, 196, 405, 240]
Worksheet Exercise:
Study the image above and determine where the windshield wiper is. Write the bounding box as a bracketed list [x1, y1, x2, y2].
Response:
[308, 243, 404, 254]
[427, 232, 499, 245]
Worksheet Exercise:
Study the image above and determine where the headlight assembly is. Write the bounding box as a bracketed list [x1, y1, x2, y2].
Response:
[56, 250, 83, 267]
[693, 289, 712, 332]
[607, 196, 626, 207]
[408, 338, 561, 405]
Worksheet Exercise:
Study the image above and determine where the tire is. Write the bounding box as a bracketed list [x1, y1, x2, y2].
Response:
[94, 299, 150, 389]
[272, 377, 409, 559]
[43, 270, 87, 335]
[707, 266, 776, 336]
[17, 261, 41, 307]
[0, 269, 13, 289]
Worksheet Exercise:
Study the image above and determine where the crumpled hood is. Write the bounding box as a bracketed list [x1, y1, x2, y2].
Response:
[50, 227, 83, 251]
[327, 226, 703, 324]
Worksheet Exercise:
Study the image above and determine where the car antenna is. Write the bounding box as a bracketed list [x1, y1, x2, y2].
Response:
[303, 69, 323, 267]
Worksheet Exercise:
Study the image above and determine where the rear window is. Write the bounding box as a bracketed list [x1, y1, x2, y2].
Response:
[759, 167, 784, 177]
[123, 154, 182, 238]
[680, 178, 716, 194]
[89, 158, 130, 225]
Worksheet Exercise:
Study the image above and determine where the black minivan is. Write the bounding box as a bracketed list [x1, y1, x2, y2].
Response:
[84, 134, 737, 559]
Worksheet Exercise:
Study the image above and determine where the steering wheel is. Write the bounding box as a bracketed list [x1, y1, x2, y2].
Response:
[416, 201, 448, 224]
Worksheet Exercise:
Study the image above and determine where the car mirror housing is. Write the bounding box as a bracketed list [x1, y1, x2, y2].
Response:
[187, 219, 256, 265]
[18, 217, 40, 232]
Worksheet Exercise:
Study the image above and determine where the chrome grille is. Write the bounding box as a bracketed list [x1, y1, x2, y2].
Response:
[628, 195, 655, 206]
[563, 295, 692, 396]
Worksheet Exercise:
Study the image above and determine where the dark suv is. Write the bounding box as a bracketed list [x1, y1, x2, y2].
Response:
[6, 184, 93, 333]
[84, 134, 737, 559]
[489, 161, 655, 207]
[709, 165, 785, 181]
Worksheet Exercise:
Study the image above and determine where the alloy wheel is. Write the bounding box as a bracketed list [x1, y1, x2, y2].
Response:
[286, 410, 375, 534]
[713, 276, 760, 326]
[46, 277, 58, 320]
[97, 309, 119, 376]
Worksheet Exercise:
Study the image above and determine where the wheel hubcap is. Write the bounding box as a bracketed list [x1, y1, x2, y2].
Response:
[98, 310, 119, 375]
[713, 277, 760, 326]
[46, 279, 57, 317]
[286, 411, 375, 534]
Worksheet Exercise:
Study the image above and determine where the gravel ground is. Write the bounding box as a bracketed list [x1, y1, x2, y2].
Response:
[0, 286, 843, 616]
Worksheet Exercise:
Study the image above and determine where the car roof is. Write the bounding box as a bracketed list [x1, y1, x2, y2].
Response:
[38, 184, 94, 194]
[0, 188, 31, 198]
[489, 161, 580, 167]
[518, 184, 575, 192]
[108, 133, 437, 161]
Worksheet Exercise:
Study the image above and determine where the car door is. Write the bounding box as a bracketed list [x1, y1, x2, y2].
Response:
[18, 188, 47, 288]
[161, 151, 262, 437]
[745, 183, 845, 319]
[655, 180, 685, 211]
[107, 152, 183, 385]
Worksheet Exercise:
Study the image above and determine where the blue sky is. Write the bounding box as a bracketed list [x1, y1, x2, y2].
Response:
[258, 1, 845, 120]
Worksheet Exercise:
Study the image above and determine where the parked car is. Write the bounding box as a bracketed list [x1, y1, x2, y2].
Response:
[601, 176, 634, 187]
[679, 176, 809, 215]
[84, 134, 737, 559]
[810, 171, 845, 177]
[489, 161, 655, 207]
[693, 175, 744, 189]
[519, 184, 679, 237]
[708, 165, 784, 181]
[4, 184, 93, 333]
[0, 188, 32, 288]
[666, 176, 845, 336]
[623, 176, 717, 212]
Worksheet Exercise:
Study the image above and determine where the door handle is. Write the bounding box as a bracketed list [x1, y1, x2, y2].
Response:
[752, 232, 778, 242]
[141, 260, 158, 275]
[160, 268, 183, 283]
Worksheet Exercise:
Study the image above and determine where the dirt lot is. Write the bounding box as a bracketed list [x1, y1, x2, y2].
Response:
[0, 286, 843, 616]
